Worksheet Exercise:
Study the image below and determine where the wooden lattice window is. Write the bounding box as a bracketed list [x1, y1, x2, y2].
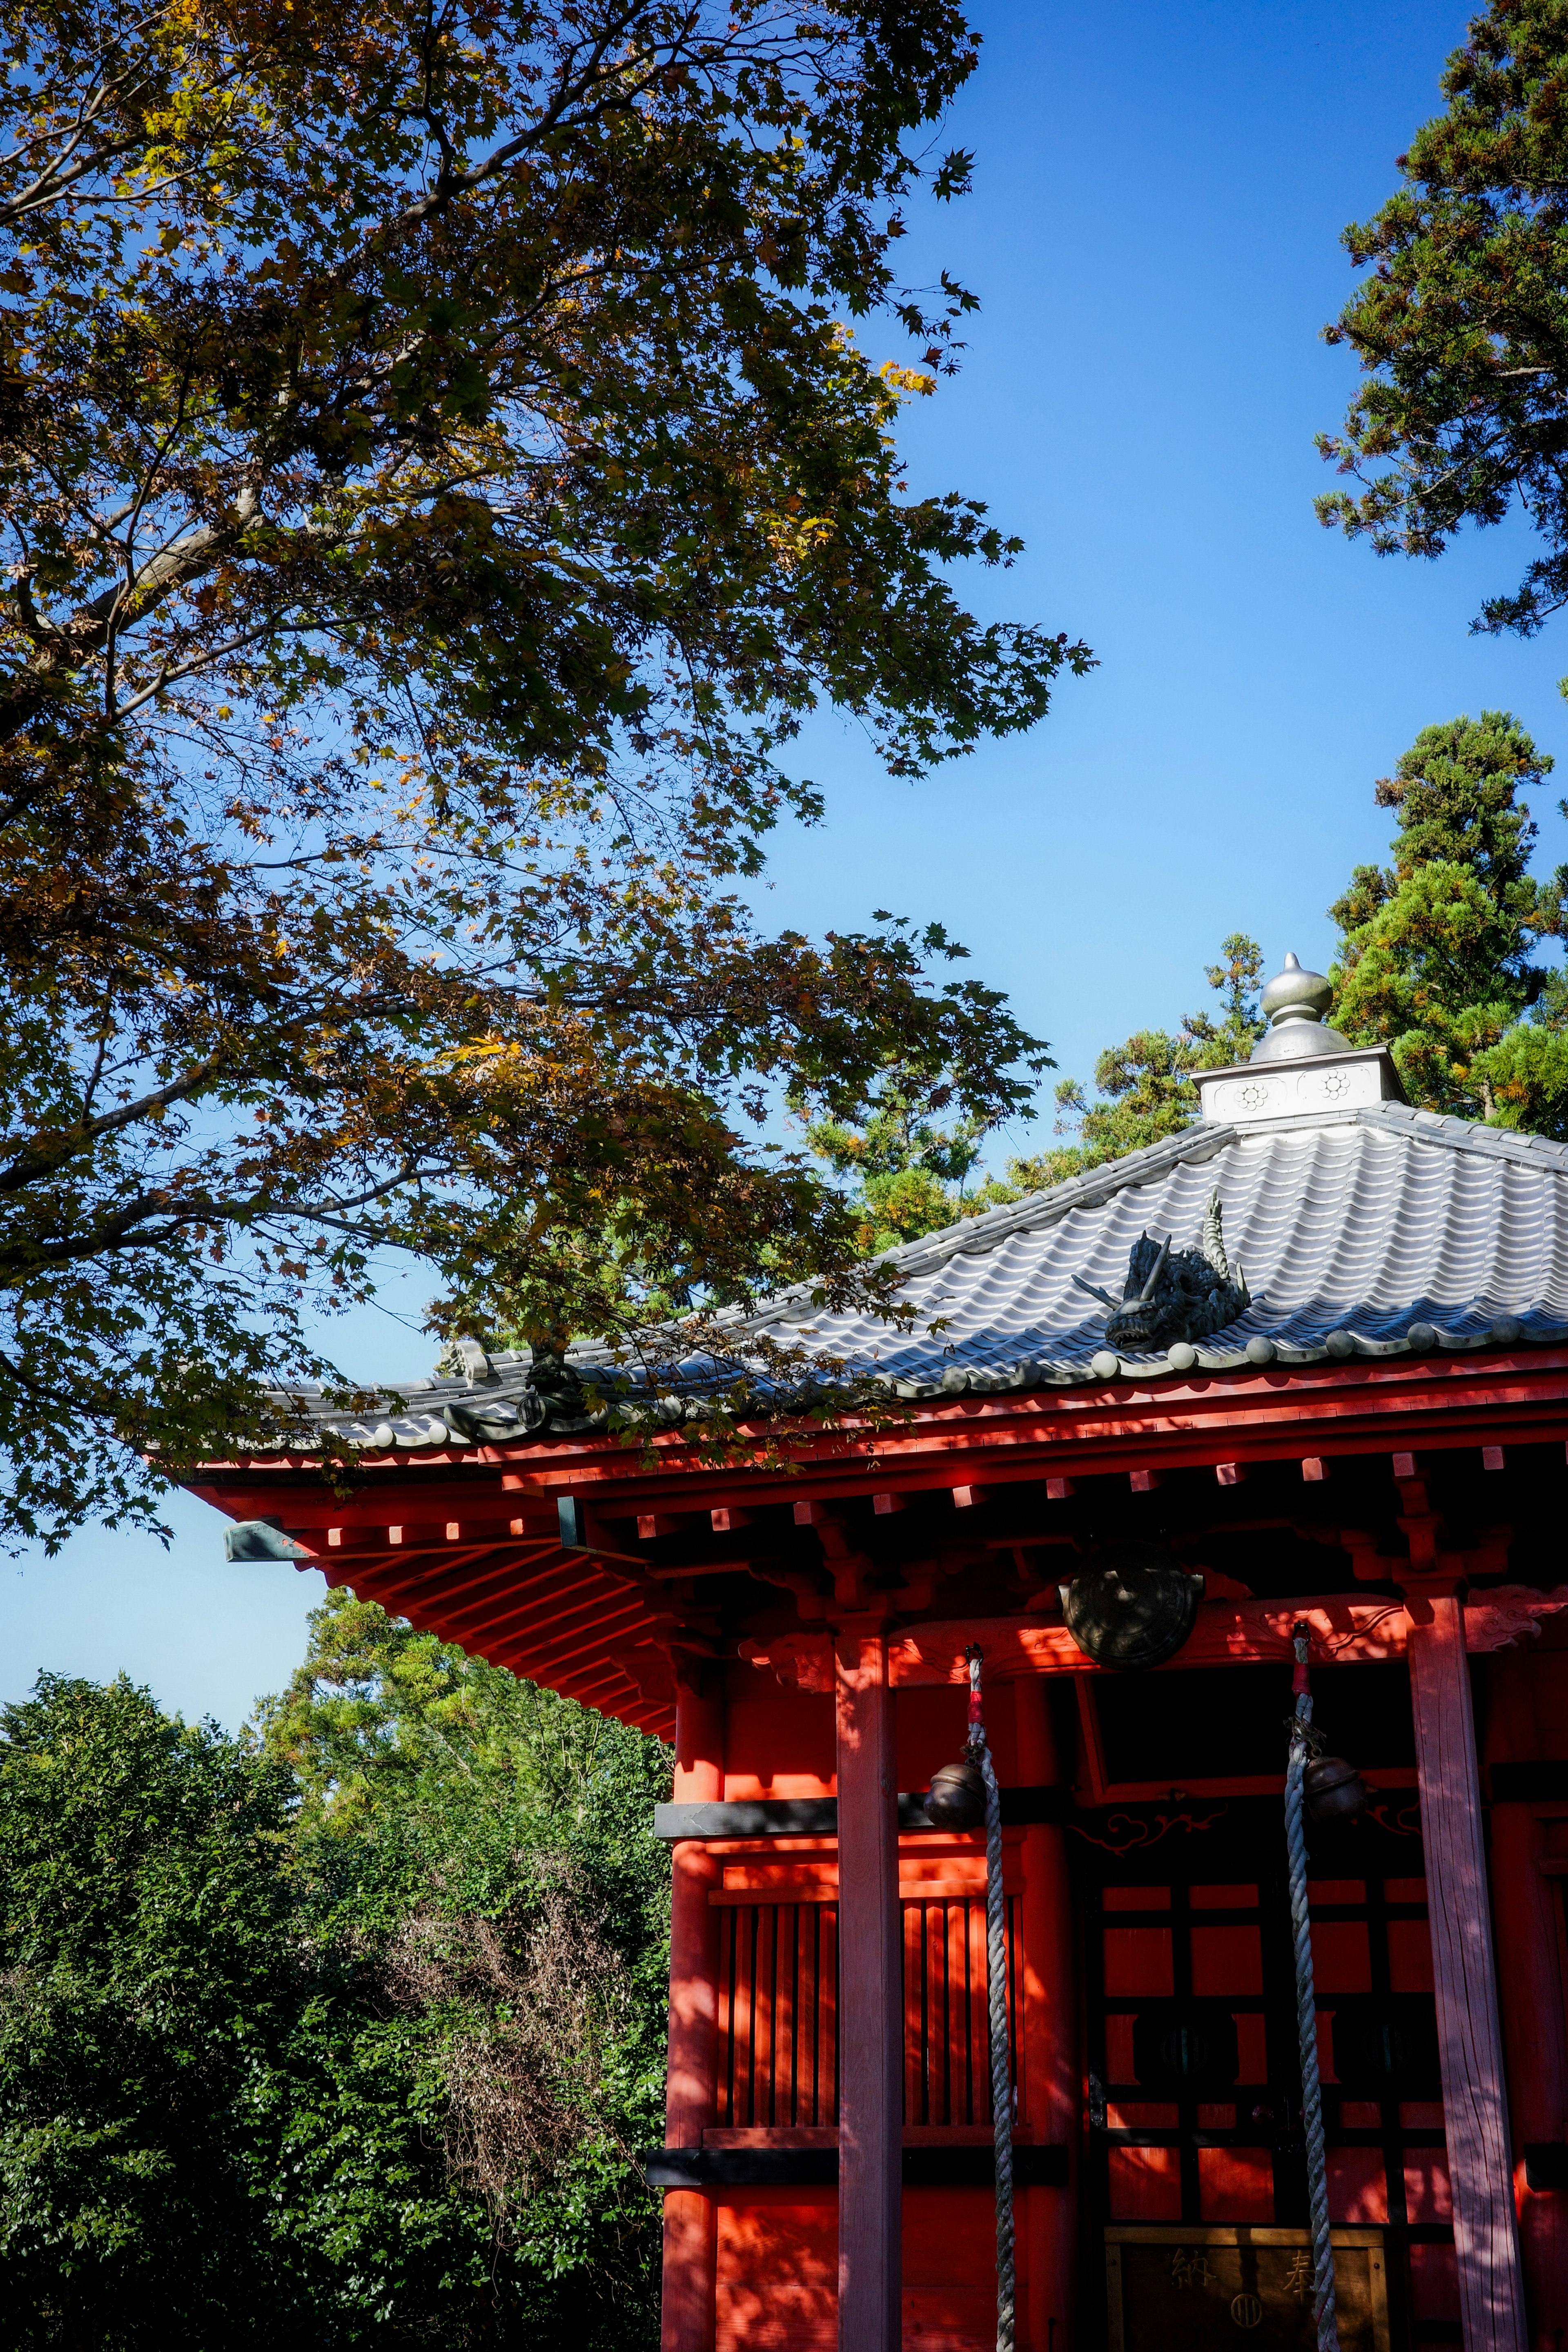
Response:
[716, 1900, 838, 2127]
[714, 1888, 1020, 2129]
[902, 1893, 1021, 2126]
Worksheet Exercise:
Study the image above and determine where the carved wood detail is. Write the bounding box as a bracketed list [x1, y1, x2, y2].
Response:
[739, 1588, 1568, 1692]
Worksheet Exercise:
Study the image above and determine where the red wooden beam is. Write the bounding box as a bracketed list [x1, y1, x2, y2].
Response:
[345, 1546, 565, 1619]
[337, 1548, 513, 1606]
[741, 1590, 1568, 1693]
[421, 1559, 624, 1641]
[187, 1341, 1568, 1533]
[506, 1658, 634, 1710]
[338, 1543, 517, 1592]
[1490, 1787, 1568, 2330]
[1014, 1679, 1077, 2345]
[481, 1605, 652, 1677]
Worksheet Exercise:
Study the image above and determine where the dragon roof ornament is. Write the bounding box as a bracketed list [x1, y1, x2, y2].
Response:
[1072, 1187, 1249, 1350]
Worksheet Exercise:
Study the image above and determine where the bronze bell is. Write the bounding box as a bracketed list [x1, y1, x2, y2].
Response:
[1304, 1754, 1368, 1822]
[925, 1757, 986, 1831]
[1060, 1539, 1203, 1672]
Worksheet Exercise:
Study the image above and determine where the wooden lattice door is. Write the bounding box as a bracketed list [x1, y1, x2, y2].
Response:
[1081, 1804, 1459, 2347]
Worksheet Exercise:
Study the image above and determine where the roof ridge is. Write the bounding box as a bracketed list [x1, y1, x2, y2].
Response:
[850, 1118, 1238, 1269]
[1355, 1096, 1568, 1169]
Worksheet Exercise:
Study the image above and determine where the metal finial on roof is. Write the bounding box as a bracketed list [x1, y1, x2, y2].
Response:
[1250, 949, 1352, 1065]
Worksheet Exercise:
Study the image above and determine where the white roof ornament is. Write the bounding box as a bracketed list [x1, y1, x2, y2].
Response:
[1195, 951, 1405, 1128]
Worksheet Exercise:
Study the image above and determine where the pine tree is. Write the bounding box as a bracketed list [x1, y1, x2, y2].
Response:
[1329, 713, 1565, 1121]
[804, 1061, 993, 1250]
[1007, 935, 1265, 1189]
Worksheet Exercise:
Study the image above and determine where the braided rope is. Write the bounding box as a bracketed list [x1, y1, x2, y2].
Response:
[967, 1648, 1016, 2352]
[1286, 1628, 1340, 2352]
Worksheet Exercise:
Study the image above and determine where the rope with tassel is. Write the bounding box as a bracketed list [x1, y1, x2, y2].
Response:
[1286, 1624, 1341, 2352]
[965, 1644, 1016, 2352]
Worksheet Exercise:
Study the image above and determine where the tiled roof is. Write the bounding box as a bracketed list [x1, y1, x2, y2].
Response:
[740, 1099, 1568, 1388]
[273, 1100, 1568, 1453]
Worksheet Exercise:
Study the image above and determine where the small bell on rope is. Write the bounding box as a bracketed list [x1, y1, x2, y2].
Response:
[923, 1639, 991, 1832]
[1303, 1753, 1368, 1823]
[925, 1756, 987, 1831]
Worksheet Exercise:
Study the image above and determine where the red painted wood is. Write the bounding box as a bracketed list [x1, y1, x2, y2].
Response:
[748, 1591, 1568, 1697]
[188, 1340, 1568, 1526]
[1015, 1679, 1076, 2352]
[662, 1672, 724, 2352]
[1490, 1799, 1568, 2351]
[1407, 1593, 1528, 2352]
[187, 1344, 1568, 1749]
[1198, 2145, 1273, 2223]
[902, 1903, 923, 2124]
[710, 2188, 1010, 2352]
[834, 1627, 901, 2352]
[1108, 2143, 1182, 2219]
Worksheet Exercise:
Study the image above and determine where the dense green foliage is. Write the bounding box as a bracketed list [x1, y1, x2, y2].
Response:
[802, 1055, 1001, 1248]
[1329, 712, 1568, 1123]
[0, 1601, 671, 2347]
[1009, 936, 1266, 1189]
[1318, 0, 1568, 644]
[1008, 714, 1568, 1163]
[800, 940, 1270, 1229]
[0, 0, 1087, 1548]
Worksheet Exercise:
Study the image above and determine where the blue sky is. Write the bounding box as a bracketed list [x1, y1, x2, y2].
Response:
[7, 0, 1561, 1731]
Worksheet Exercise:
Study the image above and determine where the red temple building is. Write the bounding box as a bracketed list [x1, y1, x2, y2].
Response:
[190, 954, 1568, 2352]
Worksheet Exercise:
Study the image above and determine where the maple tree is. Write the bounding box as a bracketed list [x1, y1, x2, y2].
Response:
[0, 1, 1089, 1542]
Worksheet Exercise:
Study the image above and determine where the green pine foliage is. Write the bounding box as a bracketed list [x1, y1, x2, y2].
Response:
[803, 1058, 998, 1250]
[1318, 0, 1568, 646]
[804, 941, 1265, 1231]
[1329, 713, 1568, 1127]
[0, 1605, 673, 2348]
[1007, 937, 1266, 1190]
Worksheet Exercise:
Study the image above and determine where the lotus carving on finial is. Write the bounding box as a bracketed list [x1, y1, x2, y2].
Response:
[1072, 1189, 1250, 1351]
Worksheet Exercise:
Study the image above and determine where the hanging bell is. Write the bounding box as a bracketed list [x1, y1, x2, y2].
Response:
[1303, 1754, 1368, 1822]
[1060, 1539, 1203, 1671]
[925, 1757, 987, 1831]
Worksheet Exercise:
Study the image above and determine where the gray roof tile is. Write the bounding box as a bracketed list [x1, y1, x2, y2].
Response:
[273, 1100, 1568, 1450]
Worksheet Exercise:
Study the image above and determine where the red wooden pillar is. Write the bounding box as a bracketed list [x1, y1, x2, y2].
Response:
[662, 1668, 724, 2352]
[1407, 1589, 1528, 2352]
[835, 1622, 901, 2352]
[1014, 1679, 1076, 2352]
